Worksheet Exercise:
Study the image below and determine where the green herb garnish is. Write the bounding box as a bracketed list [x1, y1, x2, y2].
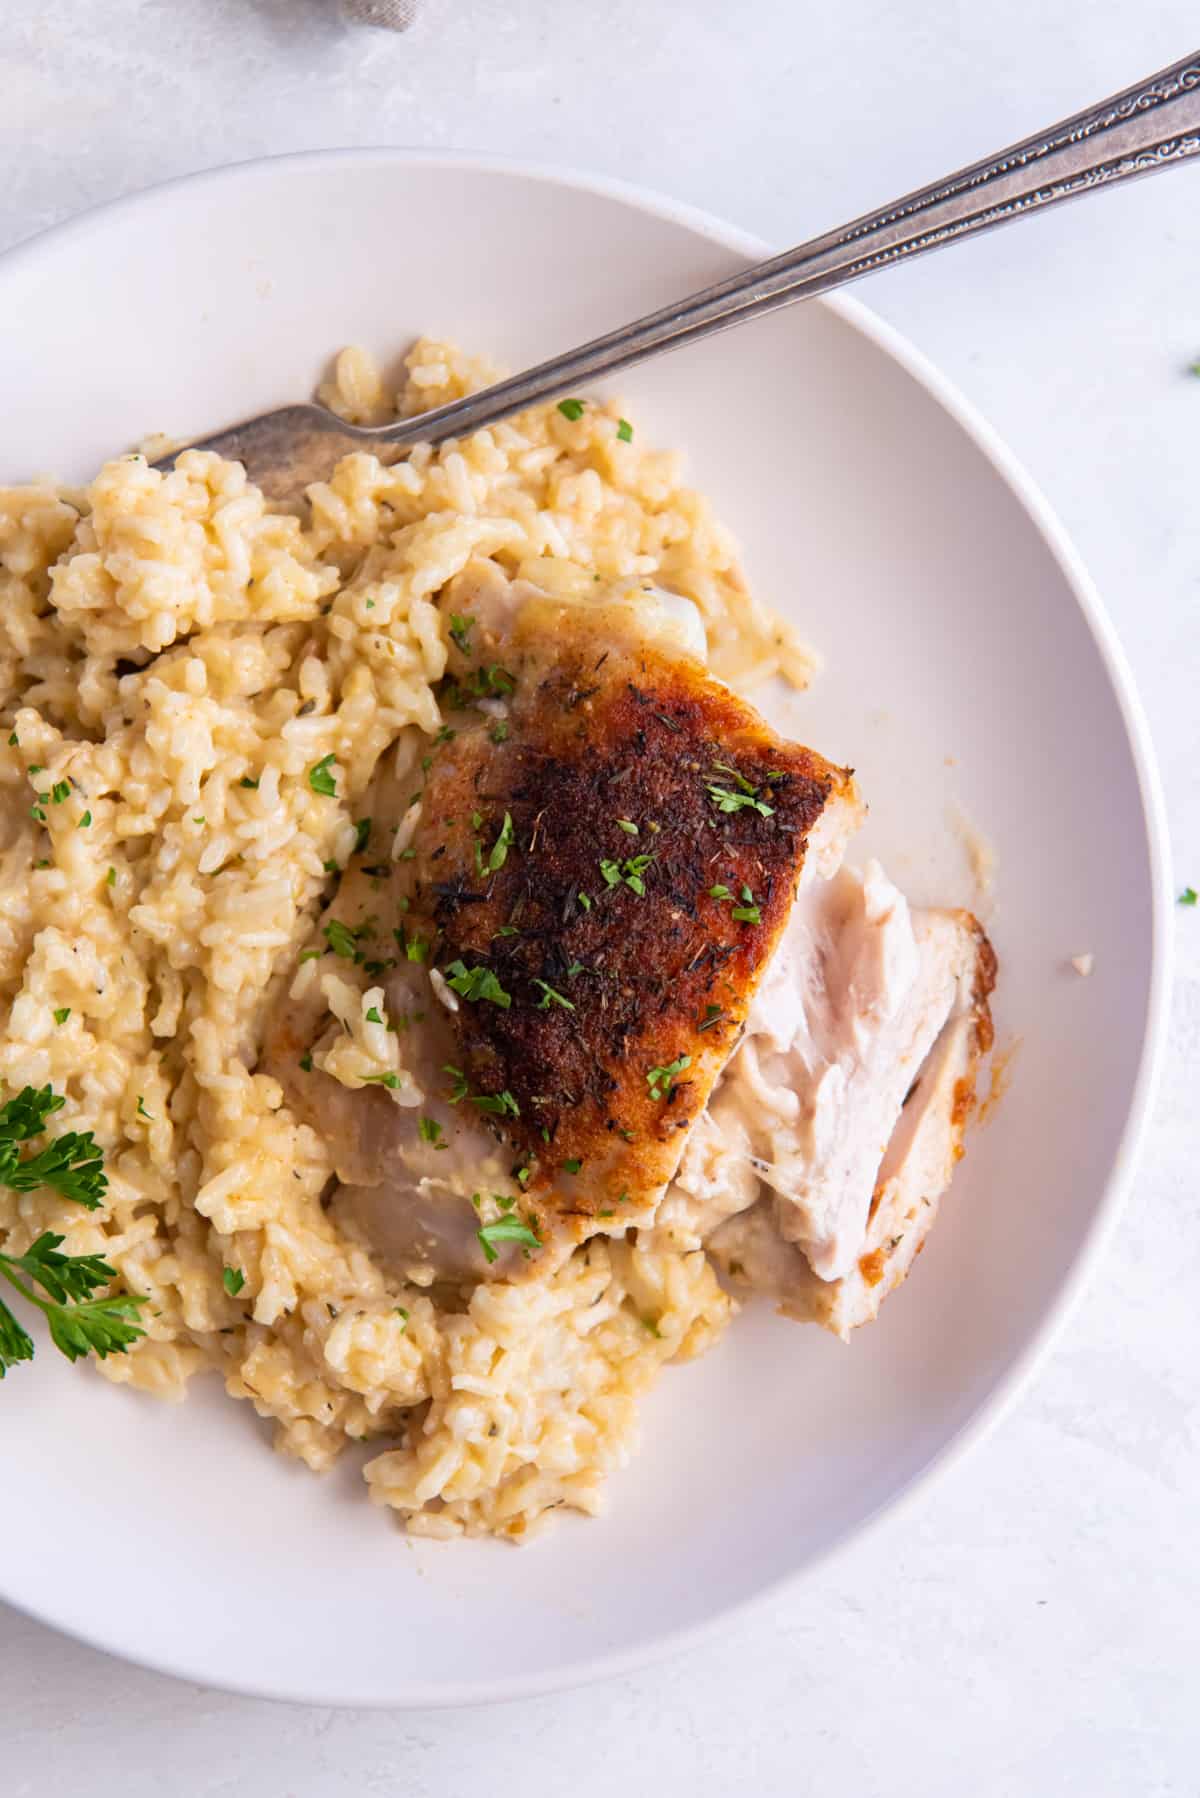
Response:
[1179, 887, 1198, 907]
[533, 979, 575, 1012]
[77, 811, 92, 829]
[561, 1157, 582, 1174]
[646, 1055, 691, 1101]
[324, 919, 362, 960]
[307, 754, 338, 797]
[418, 1116, 443, 1146]
[0, 1232, 147, 1377]
[557, 399, 585, 421]
[471, 1089, 520, 1118]
[364, 1006, 383, 1024]
[448, 613, 474, 653]
[222, 1267, 245, 1297]
[616, 418, 633, 443]
[52, 1008, 70, 1026]
[444, 959, 511, 1008]
[0, 1086, 107, 1210]
[477, 1216, 541, 1264]
[353, 817, 372, 855]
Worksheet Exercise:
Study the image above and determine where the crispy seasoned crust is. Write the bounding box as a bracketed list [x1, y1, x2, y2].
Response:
[406, 604, 854, 1223]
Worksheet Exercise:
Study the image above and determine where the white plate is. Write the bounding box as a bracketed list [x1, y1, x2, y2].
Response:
[0, 151, 1169, 1707]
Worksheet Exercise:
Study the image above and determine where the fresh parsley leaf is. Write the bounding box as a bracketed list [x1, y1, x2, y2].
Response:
[444, 959, 511, 1008]
[471, 1089, 520, 1118]
[324, 919, 362, 960]
[364, 1006, 383, 1024]
[106, 867, 117, 887]
[222, 1266, 245, 1297]
[363, 1072, 401, 1089]
[52, 1007, 70, 1026]
[0, 1231, 147, 1374]
[615, 818, 638, 835]
[557, 398, 585, 421]
[443, 1065, 469, 1104]
[136, 1097, 153, 1120]
[561, 1157, 582, 1174]
[307, 754, 338, 797]
[599, 858, 622, 888]
[299, 1053, 313, 1072]
[405, 934, 429, 963]
[485, 812, 515, 874]
[49, 781, 70, 805]
[578, 891, 592, 911]
[477, 1216, 541, 1264]
[706, 782, 774, 819]
[489, 720, 510, 745]
[0, 1088, 107, 1211]
[708, 884, 733, 901]
[1179, 887, 1198, 907]
[448, 613, 474, 653]
[616, 418, 633, 443]
[533, 979, 575, 1012]
[240, 776, 260, 790]
[646, 1055, 691, 1101]
[418, 1115, 443, 1146]
[5, 732, 16, 748]
[353, 817, 372, 855]
[77, 811, 92, 829]
[731, 905, 761, 924]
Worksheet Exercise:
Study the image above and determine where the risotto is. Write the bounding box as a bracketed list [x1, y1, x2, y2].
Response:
[0, 339, 815, 1541]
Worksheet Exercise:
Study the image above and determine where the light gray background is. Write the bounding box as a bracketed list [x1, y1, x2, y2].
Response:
[2, 3, 1197, 1792]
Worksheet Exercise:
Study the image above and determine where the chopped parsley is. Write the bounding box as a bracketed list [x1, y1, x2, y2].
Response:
[490, 720, 510, 744]
[49, 781, 70, 806]
[615, 818, 639, 835]
[136, 1097, 153, 1121]
[299, 1053, 313, 1072]
[485, 811, 514, 874]
[561, 1157, 582, 1174]
[364, 1006, 383, 1024]
[363, 1072, 401, 1090]
[1179, 887, 1198, 907]
[52, 1008, 70, 1026]
[239, 776, 259, 790]
[706, 781, 774, 819]
[578, 891, 592, 911]
[77, 811, 91, 829]
[6, 733, 15, 747]
[353, 817, 372, 855]
[307, 754, 338, 797]
[105, 867, 116, 887]
[404, 935, 430, 963]
[708, 883, 733, 901]
[557, 398, 585, 421]
[448, 613, 473, 653]
[418, 1116, 443, 1146]
[646, 1055, 691, 1101]
[444, 959, 511, 1008]
[616, 418, 633, 443]
[222, 1267, 245, 1297]
[471, 1089, 520, 1118]
[443, 1065, 469, 1104]
[533, 979, 574, 1012]
[477, 1216, 541, 1264]
[698, 1004, 724, 1031]
[324, 919, 362, 960]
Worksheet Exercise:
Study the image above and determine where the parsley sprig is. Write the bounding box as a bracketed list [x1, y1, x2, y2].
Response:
[0, 1085, 107, 1210]
[0, 1086, 147, 1378]
[0, 1234, 147, 1375]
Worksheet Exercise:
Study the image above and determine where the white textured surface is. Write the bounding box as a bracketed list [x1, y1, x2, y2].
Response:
[1, 0, 1196, 1789]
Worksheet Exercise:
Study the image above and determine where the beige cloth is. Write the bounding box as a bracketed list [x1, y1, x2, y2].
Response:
[341, 0, 418, 28]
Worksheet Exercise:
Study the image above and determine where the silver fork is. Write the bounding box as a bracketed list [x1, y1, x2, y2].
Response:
[158, 53, 1199, 502]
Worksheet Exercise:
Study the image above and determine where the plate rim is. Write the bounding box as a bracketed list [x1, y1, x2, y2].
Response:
[0, 144, 1172, 1709]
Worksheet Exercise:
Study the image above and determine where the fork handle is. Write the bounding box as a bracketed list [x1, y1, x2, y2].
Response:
[365, 51, 1199, 449]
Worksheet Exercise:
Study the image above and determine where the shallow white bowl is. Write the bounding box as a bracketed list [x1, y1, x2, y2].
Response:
[0, 151, 1169, 1708]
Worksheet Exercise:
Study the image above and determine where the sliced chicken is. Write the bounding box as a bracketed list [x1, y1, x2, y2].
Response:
[658, 864, 996, 1335]
[264, 559, 860, 1282]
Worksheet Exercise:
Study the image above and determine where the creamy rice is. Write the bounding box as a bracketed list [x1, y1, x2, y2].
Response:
[0, 339, 812, 1540]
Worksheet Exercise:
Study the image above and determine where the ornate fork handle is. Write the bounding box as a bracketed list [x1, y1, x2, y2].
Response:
[174, 53, 1200, 495]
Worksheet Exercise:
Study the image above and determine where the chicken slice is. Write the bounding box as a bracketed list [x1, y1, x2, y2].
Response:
[264, 560, 860, 1282]
[655, 862, 996, 1335]
[705, 932, 994, 1336]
